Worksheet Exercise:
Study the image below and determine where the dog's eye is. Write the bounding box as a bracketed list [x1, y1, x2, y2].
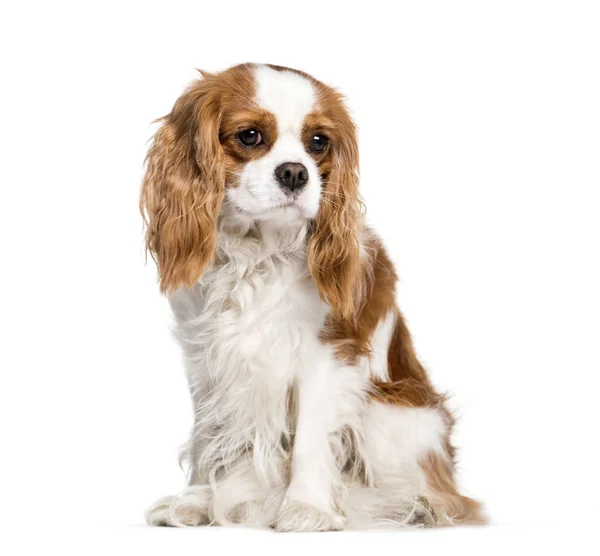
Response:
[310, 134, 328, 154]
[237, 129, 262, 148]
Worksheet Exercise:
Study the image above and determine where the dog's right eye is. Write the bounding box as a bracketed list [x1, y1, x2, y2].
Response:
[237, 129, 262, 148]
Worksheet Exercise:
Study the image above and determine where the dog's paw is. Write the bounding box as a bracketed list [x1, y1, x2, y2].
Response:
[146, 495, 178, 526]
[145, 487, 211, 527]
[274, 500, 346, 532]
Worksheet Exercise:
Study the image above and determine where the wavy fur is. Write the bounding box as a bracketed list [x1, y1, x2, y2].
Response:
[140, 78, 225, 293]
[308, 89, 363, 321]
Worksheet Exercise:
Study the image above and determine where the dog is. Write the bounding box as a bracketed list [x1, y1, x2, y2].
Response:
[141, 63, 485, 531]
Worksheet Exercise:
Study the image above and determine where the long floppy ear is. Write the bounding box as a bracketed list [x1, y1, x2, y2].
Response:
[140, 78, 225, 293]
[308, 108, 362, 321]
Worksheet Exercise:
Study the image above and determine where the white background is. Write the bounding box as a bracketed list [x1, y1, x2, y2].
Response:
[2, 1, 599, 554]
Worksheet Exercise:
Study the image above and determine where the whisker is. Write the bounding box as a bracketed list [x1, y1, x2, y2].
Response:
[318, 198, 346, 210]
[320, 192, 367, 215]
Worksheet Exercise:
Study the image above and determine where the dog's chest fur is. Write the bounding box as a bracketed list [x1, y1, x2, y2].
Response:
[168, 223, 332, 483]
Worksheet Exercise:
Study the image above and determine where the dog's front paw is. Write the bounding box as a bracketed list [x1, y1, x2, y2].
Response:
[274, 500, 346, 532]
[145, 487, 211, 527]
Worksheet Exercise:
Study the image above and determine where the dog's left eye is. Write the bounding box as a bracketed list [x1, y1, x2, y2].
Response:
[237, 129, 262, 148]
[310, 134, 328, 154]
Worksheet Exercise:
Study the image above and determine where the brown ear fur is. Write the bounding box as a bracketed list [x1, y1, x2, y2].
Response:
[308, 98, 362, 321]
[140, 78, 225, 293]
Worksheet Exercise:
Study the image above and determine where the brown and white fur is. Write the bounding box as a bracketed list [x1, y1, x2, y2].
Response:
[141, 63, 486, 531]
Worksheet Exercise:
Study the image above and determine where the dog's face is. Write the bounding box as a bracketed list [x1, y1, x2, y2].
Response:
[141, 64, 361, 319]
[221, 66, 329, 225]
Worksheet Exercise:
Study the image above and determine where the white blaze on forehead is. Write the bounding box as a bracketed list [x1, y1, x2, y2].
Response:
[254, 66, 316, 135]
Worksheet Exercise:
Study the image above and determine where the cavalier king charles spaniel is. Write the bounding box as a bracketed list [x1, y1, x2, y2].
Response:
[141, 63, 485, 531]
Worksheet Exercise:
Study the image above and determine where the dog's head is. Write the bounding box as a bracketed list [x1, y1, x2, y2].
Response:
[141, 64, 361, 319]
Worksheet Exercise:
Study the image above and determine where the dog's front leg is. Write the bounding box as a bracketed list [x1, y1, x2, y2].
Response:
[274, 357, 346, 532]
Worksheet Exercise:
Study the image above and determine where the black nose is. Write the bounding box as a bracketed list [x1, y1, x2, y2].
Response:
[274, 162, 309, 192]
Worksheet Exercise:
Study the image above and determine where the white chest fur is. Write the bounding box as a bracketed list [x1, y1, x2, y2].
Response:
[168, 221, 333, 487]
